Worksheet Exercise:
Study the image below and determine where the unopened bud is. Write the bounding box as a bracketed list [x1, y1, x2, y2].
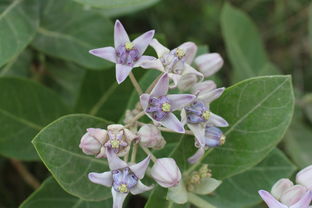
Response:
[271, 178, 294, 200]
[79, 128, 107, 157]
[194, 53, 223, 77]
[151, 158, 181, 188]
[280, 185, 307, 206]
[296, 165, 312, 190]
[138, 124, 166, 149]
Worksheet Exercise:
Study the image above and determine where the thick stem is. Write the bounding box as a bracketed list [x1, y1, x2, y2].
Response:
[10, 159, 40, 189]
[187, 193, 216, 208]
[124, 111, 145, 128]
[140, 145, 157, 163]
[130, 143, 138, 163]
[123, 149, 130, 163]
[129, 72, 143, 95]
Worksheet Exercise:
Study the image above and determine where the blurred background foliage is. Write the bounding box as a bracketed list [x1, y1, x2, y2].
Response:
[0, 0, 312, 207]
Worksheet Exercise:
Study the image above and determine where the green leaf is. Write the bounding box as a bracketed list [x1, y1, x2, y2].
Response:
[221, 3, 279, 83]
[0, 0, 39, 68]
[74, 0, 160, 17]
[309, 3, 312, 49]
[0, 49, 33, 77]
[202, 75, 294, 179]
[20, 177, 112, 208]
[32, 114, 112, 201]
[203, 148, 296, 208]
[0, 77, 69, 160]
[31, 0, 114, 70]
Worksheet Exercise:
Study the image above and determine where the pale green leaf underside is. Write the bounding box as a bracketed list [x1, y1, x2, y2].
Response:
[32, 114, 112, 201]
[0, 0, 39, 68]
[20, 177, 112, 208]
[0, 77, 69, 160]
[31, 0, 114, 70]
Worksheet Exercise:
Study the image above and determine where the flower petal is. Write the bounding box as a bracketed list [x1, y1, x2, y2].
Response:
[207, 112, 229, 127]
[168, 73, 181, 89]
[167, 94, 196, 111]
[86, 128, 108, 144]
[159, 113, 185, 133]
[188, 147, 205, 164]
[177, 42, 197, 64]
[139, 58, 164, 71]
[88, 171, 113, 187]
[150, 39, 170, 58]
[129, 155, 150, 179]
[130, 181, 154, 195]
[150, 73, 169, 97]
[258, 190, 288, 208]
[89, 47, 116, 63]
[140, 94, 151, 111]
[290, 190, 312, 208]
[195, 53, 224, 77]
[271, 178, 294, 200]
[183, 64, 204, 81]
[134, 56, 158, 68]
[192, 177, 222, 195]
[116, 64, 133, 84]
[296, 165, 312, 189]
[187, 123, 205, 146]
[198, 87, 225, 104]
[133, 30, 155, 56]
[106, 149, 128, 171]
[114, 20, 130, 48]
[112, 188, 128, 208]
[192, 80, 217, 95]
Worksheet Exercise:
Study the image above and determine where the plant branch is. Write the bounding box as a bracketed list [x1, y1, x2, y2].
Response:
[129, 72, 143, 95]
[124, 111, 145, 128]
[130, 143, 138, 163]
[140, 145, 157, 162]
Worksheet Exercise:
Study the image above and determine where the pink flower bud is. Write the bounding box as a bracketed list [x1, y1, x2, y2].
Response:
[194, 53, 223, 77]
[138, 124, 166, 149]
[280, 185, 307, 206]
[296, 165, 312, 190]
[79, 128, 107, 157]
[151, 158, 181, 188]
[271, 178, 294, 200]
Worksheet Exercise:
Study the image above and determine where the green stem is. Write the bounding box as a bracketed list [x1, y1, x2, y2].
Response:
[130, 143, 138, 163]
[129, 72, 143, 95]
[140, 145, 157, 162]
[187, 193, 216, 208]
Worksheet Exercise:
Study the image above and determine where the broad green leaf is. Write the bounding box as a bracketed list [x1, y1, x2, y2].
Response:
[285, 120, 312, 168]
[75, 69, 135, 122]
[0, 77, 69, 160]
[20, 177, 112, 208]
[32, 0, 114, 70]
[32, 114, 112, 201]
[0, 49, 32, 77]
[45, 60, 86, 107]
[0, 0, 39, 68]
[221, 3, 279, 83]
[74, 0, 160, 17]
[203, 148, 296, 208]
[201, 75, 294, 179]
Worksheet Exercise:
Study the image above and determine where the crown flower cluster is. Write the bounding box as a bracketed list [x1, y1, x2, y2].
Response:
[79, 20, 229, 208]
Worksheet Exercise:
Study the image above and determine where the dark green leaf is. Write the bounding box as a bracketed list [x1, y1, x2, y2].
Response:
[0, 77, 69, 160]
[0, 49, 32, 77]
[20, 177, 112, 208]
[32, 114, 112, 201]
[32, 0, 114, 70]
[0, 0, 39, 68]
[221, 3, 279, 83]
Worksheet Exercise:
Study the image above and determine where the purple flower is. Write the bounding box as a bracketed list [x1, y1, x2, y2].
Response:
[181, 83, 228, 163]
[140, 73, 196, 133]
[89, 20, 155, 84]
[140, 39, 203, 88]
[88, 150, 153, 208]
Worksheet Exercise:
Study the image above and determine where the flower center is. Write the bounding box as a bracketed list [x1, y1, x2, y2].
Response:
[117, 184, 128, 193]
[175, 48, 185, 59]
[125, 42, 134, 50]
[110, 139, 120, 149]
[220, 135, 226, 145]
[161, 103, 171, 112]
[202, 110, 211, 120]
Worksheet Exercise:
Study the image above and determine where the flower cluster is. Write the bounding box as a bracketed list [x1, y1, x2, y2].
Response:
[79, 20, 229, 208]
[259, 165, 312, 208]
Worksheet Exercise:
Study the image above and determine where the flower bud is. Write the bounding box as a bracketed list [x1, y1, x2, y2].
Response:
[194, 53, 223, 77]
[177, 74, 198, 91]
[280, 185, 307, 206]
[79, 128, 107, 157]
[138, 124, 166, 149]
[151, 158, 181, 188]
[296, 165, 312, 190]
[271, 178, 294, 200]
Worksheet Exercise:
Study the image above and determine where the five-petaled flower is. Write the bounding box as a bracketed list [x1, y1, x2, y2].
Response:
[140, 73, 196, 133]
[88, 149, 153, 208]
[140, 39, 203, 88]
[89, 20, 155, 84]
